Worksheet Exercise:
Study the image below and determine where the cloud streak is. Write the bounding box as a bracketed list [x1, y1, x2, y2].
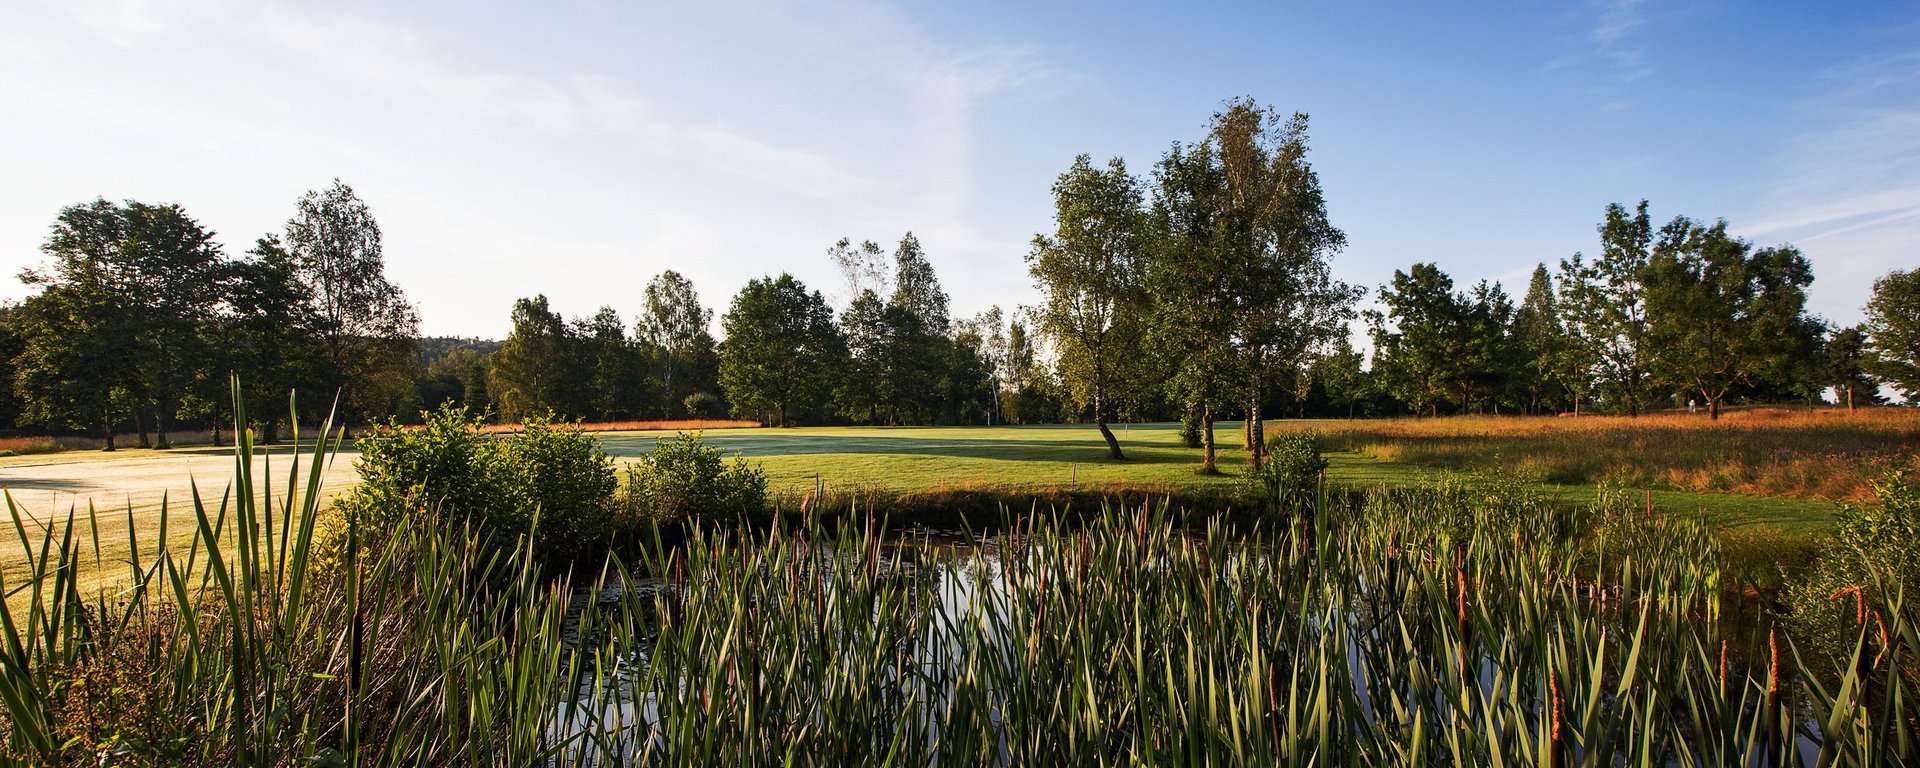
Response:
[1742, 50, 1920, 322]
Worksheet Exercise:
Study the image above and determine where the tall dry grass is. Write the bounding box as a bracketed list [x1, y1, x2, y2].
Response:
[1289, 406, 1920, 502]
[0, 436, 81, 457]
[481, 418, 759, 434]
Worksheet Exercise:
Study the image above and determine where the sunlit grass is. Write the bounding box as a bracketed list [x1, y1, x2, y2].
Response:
[1288, 406, 1920, 503]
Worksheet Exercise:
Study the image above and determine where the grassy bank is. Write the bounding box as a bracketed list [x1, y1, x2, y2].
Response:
[1284, 406, 1920, 503]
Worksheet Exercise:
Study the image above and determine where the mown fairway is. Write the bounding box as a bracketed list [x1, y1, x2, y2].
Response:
[0, 420, 1845, 599]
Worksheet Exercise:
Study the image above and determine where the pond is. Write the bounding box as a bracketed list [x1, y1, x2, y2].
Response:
[539, 487, 1874, 766]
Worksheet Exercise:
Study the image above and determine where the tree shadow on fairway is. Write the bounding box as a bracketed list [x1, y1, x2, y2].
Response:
[595, 431, 1201, 468]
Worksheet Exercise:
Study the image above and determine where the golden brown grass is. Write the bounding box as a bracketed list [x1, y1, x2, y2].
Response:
[1277, 405, 1920, 503]
[479, 418, 759, 434]
[0, 436, 81, 456]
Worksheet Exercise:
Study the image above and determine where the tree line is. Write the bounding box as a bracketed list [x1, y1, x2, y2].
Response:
[9, 100, 1920, 450]
[1016, 98, 1920, 455]
[4, 180, 418, 448]
[1360, 201, 1918, 421]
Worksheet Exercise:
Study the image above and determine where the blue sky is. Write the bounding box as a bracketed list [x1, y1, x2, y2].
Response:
[2, 0, 1916, 339]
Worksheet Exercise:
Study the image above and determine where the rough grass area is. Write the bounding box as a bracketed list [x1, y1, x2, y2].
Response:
[1285, 406, 1920, 503]
[481, 418, 758, 433]
[0, 436, 77, 457]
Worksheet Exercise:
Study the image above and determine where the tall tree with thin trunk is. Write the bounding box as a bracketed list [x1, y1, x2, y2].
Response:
[885, 232, 951, 423]
[1864, 269, 1920, 401]
[958, 307, 1010, 425]
[1147, 139, 1240, 472]
[1028, 154, 1149, 460]
[120, 201, 226, 447]
[221, 236, 327, 442]
[636, 270, 714, 417]
[1209, 101, 1353, 468]
[488, 294, 579, 420]
[1367, 263, 1465, 417]
[283, 179, 419, 425]
[1510, 264, 1564, 414]
[1823, 323, 1875, 411]
[1559, 201, 1654, 415]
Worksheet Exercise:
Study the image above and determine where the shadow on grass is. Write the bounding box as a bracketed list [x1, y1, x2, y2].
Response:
[596, 432, 1202, 466]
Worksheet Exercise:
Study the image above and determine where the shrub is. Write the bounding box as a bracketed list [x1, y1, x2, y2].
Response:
[1785, 471, 1920, 655]
[505, 414, 619, 564]
[330, 404, 616, 567]
[683, 391, 722, 419]
[1242, 431, 1328, 511]
[1177, 413, 1202, 448]
[621, 431, 768, 522]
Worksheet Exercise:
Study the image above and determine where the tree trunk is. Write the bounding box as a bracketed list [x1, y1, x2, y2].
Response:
[662, 351, 675, 419]
[156, 411, 172, 449]
[100, 412, 116, 452]
[1200, 405, 1217, 474]
[1248, 385, 1266, 471]
[1846, 383, 1856, 412]
[1708, 395, 1722, 421]
[210, 416, 223, 448]
[1094, 388, 1124, 460]
[136, 410, 152, 449]
[1241, 416, 1252, 451]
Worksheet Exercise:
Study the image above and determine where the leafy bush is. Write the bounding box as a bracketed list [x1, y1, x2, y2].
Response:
[1786, 471, 1920, 655]
[1242, 431, 1328, 510]
[621, 431, 768, 522]
[1177, 413, 1202, 448]
[331, 404, 616, 566]
[683, 391, 722, 419]
[505, 414, 619, 563]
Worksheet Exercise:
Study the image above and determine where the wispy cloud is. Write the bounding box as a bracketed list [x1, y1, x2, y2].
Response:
[1590, 0, 1654, 83]
[1742, 49, 1920, 322]
[0, 0, 1064, 335]
[1546, 0, 1655, 104]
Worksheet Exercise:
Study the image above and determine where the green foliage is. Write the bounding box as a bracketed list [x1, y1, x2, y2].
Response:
[1366, 264, 1515, 416]
[284, 179, 421, 424]
[1206, 102, 1357, 463]
[1147, 138, 1241, 461]
[1510, 263, 1570, 414]
[1241, 430, 1328, 508]
[1177, 410, 1203, 447]
[619, 431, 768, 521]
[717, 273, 846, 427]
[488, 294, 582, 420]
[333, 404, 616, 566]
[13, 198, 226, 447]
[1642, 218, 1815, 418]
[682, 390, 721, 418]
[637, 270, 719, 417]
[1787, 471, 1920, 655]
[1864, 268, 1920, 400]
[488, 296, 658, 422]
[1822, 324, 1879, 410]
[1028, 154, 1151, 457]
[1559, 201, 1655, 415]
